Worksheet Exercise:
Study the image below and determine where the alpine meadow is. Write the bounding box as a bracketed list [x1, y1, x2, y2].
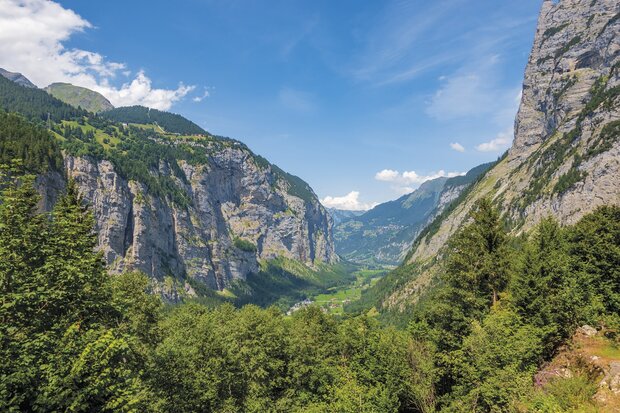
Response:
[0, 0, 619, 412]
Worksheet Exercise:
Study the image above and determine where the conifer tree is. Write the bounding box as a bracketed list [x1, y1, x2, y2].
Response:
[0, 165, 48, 410]
[39, 178, 111, 330]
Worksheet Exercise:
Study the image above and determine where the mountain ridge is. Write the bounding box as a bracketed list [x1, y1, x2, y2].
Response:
[44, 82, 114, 113]
[0, 68, 36, 88]
[0, 66, 338, 301]
[370, 0, 620, 313]
[333, 162, 494, 266]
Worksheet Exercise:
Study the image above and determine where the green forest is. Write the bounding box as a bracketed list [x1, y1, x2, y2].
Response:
[1, 161, 618, 411]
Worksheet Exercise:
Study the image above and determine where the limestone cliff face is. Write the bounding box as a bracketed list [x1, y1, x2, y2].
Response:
[386, 0, 620, 309]
[39, 145, 336, 292]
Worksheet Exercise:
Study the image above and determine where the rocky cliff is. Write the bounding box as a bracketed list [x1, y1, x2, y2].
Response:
[39, 136, 336, 296]
[384, 0, 620, 309]
[0, 67, 337, 298]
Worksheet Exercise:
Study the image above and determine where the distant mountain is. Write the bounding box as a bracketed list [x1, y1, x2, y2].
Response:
[0, 68, 36, 88]
[0, 73, 86, 122]
[327, 208, 365, 226]
[334, 163, 494, 266]
[101, 105, 206, 135]
[44, 82, 114, 113]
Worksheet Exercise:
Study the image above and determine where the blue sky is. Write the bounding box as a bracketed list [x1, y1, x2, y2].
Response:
[0, 0, 541, 209]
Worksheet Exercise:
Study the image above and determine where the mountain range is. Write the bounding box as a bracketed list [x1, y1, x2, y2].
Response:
[358, 0, 620, 314]
[0, 0, 618, 312]
[333, 162, 494, 266]
[0, 70, 337, 303]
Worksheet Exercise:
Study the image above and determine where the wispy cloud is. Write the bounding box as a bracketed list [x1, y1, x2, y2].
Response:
[450, 142, 465, 152]
[375, 168, 465, 195]
[348, 0, 535, 89]
[352, 0, 465, 84]
[192, 88, 211, 103]
[0, 0, 193, 110]
[426, 55, 516, 121]
[476, 129, 512, 152]
[321, 191, 377, 211]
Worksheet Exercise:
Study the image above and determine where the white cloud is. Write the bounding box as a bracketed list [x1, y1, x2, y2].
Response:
[192, 88, 211, 103]
[375, 169, 400, 182]
[450, 142, 465, 152]
[476, 129, 513, 152]
[0, 0, 193, 110]
[374, 169, 465, 195]
[320, 191, 377, 211]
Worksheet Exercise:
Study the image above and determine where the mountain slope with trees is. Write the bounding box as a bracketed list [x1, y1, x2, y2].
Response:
[0, 70, 338, 305]
[334, 163, 493, 266]
[45, 82, 114, 113]
[367, 0, 620, 314]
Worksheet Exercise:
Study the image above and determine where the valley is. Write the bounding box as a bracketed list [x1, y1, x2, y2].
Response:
[0, 0, 619, 411]
[286, 267, 387, 315]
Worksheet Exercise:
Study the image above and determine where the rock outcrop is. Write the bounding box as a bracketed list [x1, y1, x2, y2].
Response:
[385, 0, 620, 309]
[39, 145, 337, 293]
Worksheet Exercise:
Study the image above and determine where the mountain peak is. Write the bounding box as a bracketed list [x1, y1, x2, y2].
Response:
[44, 82, 114, 113]
[0, 68, 36, 89]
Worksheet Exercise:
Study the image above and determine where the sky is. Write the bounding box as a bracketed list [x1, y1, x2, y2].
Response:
[0, 0, 542, 210]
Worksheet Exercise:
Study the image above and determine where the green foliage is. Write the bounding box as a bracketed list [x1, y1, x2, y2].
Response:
[150, 305, 434, 412]
[44, 83, 114, 114]
[553, 166, 586, 194]
[233, 259, 358, 310]
[0, 174, 153, 412]
[516, 375, 598, 412]
[233, 237, 258, 253]
[272, 164, 317, 204]
[543, 23, 569, 39]
[567, 205, 620, 316]
[345, 263, 421, 319]
[396, 202, 620, 411]
[405, 159, 499, 262]
[0, 154, 618, 413]
[101, 105, 206, 135]
[585, 119, 620, 160]
[0, 74, 86, 123]
[555, 36, 581, 58]
[0, 111, 62, 173]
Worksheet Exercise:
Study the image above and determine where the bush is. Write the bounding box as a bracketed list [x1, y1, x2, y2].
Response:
[234, 237, 257, 253]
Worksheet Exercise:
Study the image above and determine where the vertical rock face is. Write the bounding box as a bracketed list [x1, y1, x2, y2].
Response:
[512, 0, 619, 153]
[383, 0, 620, 310]
[43, 145, 336, 291]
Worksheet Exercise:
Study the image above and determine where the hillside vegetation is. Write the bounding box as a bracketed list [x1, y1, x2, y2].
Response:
[1, 169, 618, 412]
[101, 105, 206, 135]
[334, 162, 494, 266]
[45, 83, 114, 113]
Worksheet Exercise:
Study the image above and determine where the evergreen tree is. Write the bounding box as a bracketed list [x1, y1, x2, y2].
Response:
[0, 167, 48, 410]
[567, 205, 620, 317]
[512, 217, 575, 356]
[38, 178, 111, 330]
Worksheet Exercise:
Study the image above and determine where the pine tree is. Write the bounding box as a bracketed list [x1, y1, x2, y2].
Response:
[0, 166, 48, 410]
[512, 217, 574, 356]
[38, 178, 111, 330]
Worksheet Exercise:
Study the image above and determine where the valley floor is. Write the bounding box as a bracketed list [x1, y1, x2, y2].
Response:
[286, 268, 388, 315]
